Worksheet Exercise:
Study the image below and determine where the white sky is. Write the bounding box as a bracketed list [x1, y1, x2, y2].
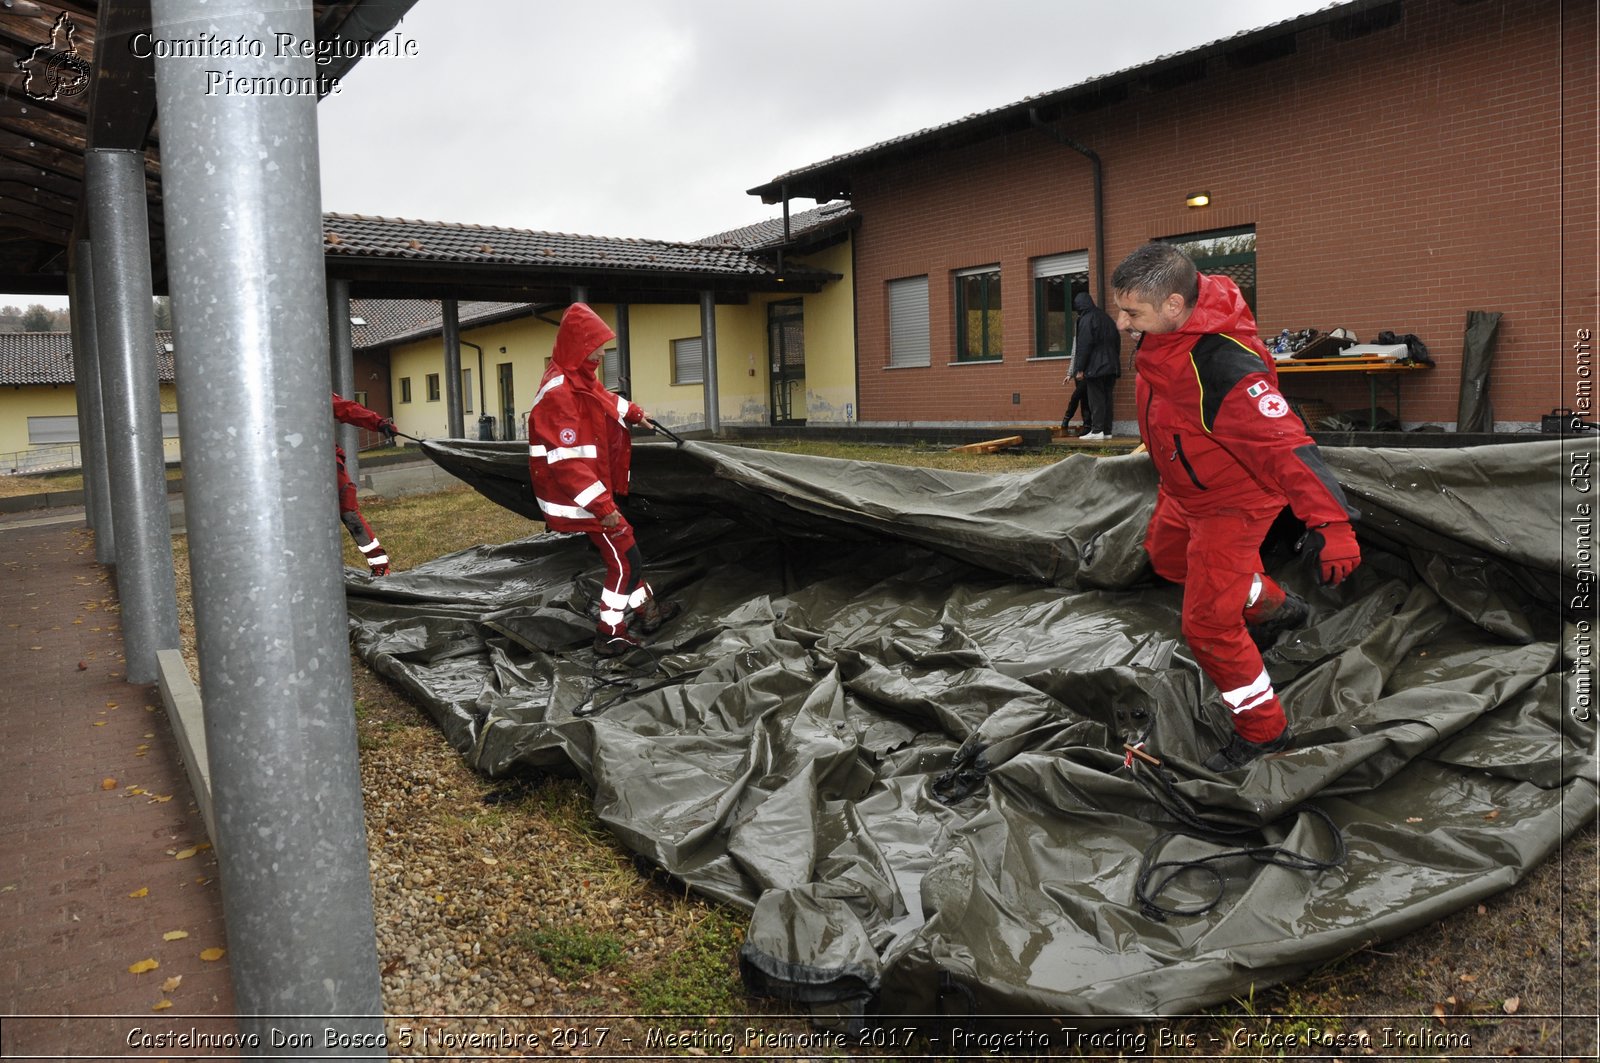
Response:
[11, 0, 1333, 310]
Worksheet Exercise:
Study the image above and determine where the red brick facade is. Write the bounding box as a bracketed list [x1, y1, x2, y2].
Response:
[850, 0, 1597, 430]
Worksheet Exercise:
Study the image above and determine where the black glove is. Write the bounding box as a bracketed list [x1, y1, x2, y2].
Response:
[379, 418, 397, 443]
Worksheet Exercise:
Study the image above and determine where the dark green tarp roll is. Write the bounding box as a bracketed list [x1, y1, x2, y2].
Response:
[346, 438, 1597, 1026]
[1456, 310, 1503, 433]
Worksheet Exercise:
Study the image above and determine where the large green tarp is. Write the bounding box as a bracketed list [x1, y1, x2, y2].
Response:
[346, 437, 1597, 1026]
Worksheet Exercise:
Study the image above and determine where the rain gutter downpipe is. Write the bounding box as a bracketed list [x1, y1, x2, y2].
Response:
[1029, 108, 1105, 305]
[461, 339, 484, 424]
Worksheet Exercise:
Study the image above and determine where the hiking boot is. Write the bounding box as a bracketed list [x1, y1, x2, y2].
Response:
[593, 631, 641, 658]
[1204, 728, 1294, 771]
[1247, 589, 1308, 650]
[635, 597, 681, 635]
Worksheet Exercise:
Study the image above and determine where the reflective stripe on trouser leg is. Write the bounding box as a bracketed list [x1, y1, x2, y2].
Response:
[587, 519, 643, 636]
[1166, 500, 1289, 743]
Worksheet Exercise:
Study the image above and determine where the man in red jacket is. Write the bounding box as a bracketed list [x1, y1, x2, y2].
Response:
[529, 303, 679, 656]
[332, 393, 397, 576]
[1111, 243, 1361, 770]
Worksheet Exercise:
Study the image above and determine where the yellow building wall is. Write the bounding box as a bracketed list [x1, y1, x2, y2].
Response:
[794, 241, 857, 424]
[0, 382, 183, 468]
[381, 240, 857, 439]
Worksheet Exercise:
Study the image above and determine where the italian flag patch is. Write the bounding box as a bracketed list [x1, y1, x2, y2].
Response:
[1246, 381, 1270, 398]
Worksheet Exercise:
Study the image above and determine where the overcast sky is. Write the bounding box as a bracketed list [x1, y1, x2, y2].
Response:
[11, 0, 1333, 310]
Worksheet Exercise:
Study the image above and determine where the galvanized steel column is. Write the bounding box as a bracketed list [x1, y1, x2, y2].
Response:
[700, 290, 720, 433]
[149, 0, 384, 1047]
[85, 149, 181, 683]
[329, 277, 360, 484]
[68, 239, 115, 563]
[441, 298, 464, 437]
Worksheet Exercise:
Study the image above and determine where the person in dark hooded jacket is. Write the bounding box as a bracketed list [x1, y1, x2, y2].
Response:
[528, 303, 679, 656]
[1071, 291, 1121, 440]
[1111, 242, 1360, 770]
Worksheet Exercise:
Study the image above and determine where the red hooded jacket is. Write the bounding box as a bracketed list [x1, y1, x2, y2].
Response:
[1134, 273, 1356, 527]
[528, 304, 644, 531]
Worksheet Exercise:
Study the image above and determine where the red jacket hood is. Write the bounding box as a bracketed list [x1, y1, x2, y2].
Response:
[551, 303, 616, 372]
[1178, 273, 1259, 341]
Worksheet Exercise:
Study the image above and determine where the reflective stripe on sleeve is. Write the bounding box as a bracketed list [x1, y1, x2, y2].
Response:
[614, 395, 631, 422]
[573, 481, 606, 507]
[536, 497, 595, 520]
[546, 445, 598, 463]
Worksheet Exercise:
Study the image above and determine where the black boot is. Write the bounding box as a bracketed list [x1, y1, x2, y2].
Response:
[1247, 590, 1309, 650]
[635, 595, 681, 635]
[1204, 728, 1294, 771]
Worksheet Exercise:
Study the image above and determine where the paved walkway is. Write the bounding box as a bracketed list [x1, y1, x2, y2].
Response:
[0, 459, 452, 1056]
[0, 516, 236, 1055]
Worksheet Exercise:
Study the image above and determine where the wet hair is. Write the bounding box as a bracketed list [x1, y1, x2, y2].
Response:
[1111, 242, 1199, 307]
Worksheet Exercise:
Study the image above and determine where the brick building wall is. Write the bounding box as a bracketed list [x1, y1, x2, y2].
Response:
[849, 0, 1596, 430]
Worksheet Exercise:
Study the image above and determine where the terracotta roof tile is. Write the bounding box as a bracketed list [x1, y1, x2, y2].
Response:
[0, 331, 174, 387]
[322, 213, 783, 277]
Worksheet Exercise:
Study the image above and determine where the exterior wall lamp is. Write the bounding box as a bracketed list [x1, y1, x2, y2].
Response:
[1185, 192, 1211, 208]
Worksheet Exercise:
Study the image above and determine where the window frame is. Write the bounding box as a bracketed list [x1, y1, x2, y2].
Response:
[399, 377, 412, 404]
[425, 373, 441, 402]
[671, 337, 704, 386]
[954, 265, 1003, 363]
[887, 275, 931, 369]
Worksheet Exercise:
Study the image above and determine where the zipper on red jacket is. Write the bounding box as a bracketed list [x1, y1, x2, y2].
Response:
[1171, 434, 1207, 490]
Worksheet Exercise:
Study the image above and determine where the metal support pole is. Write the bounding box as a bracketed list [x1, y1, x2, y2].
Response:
[441, 298, 464, 438]
[150, 0, 384, 1046]
[615, 303, 632, 398]
[571, 284, 588, 304]
[68, 239, 116, 562]
[700, 290, 720, 434]
[86, 149, 181, 684]
[328, 277, 359, 483]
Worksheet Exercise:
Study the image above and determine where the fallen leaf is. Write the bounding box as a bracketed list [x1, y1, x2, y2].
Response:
[93, 721, 106, 727]
[1503, 996, 1521, 1014]
[149, 794, 173, 803]
[105, 701, 118, 708]
[152, 999, 173, 1011]
[1459, 973, 1477, 983]
[161, 975, 182, 992]
[481, 857, 498, 865]
[1432, 1003, 1446, 1018]
[128, 958, 160, 974]
[1477, 904, 1488, 915]
[199, 947, 225, 962]
[101, 778, 117, 791]
[1484, 809, 1500, 821]
[129, 887, 149, 898]
[77, 661, 87, 670]
[1405, 816, 1423, 823]
[162, 930, 189, 941]
[174, 847, 199, 860]
[128, 787, 145, 796]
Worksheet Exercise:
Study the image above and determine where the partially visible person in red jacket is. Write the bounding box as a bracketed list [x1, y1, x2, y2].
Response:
[332, 393, 396, 576]
[1112, 242, 1361, 771]
[528, 303, 680, 656]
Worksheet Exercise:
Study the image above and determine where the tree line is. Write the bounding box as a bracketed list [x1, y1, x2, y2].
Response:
[0, 297, 172, 333]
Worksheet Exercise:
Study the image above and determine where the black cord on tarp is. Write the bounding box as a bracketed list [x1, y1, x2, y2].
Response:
[1126, 754, 1347, 921]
